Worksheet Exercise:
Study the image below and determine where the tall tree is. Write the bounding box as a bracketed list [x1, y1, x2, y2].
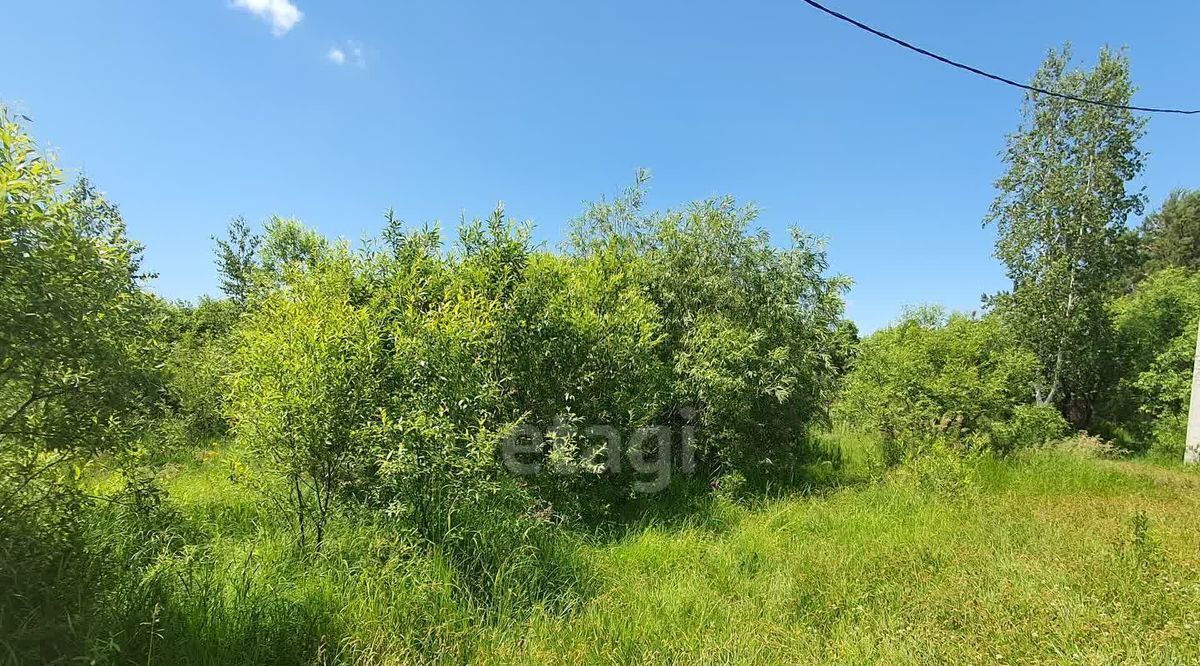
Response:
[985, 46, 1146, 425]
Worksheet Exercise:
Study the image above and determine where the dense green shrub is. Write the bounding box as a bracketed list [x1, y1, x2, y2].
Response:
[1, 109, 169, 662]
[364, 221, 515, 537]
[1, 143, 168, 458]
[990, 403, 1071, 453]
[569, 186, 850, 483]
[1106, 267, 1200, 455]
[163, 296, 241, 440]
[220, 176, 848, 549]
[227, 244, 385, 550]
[835, 307, 1042, 460]
[500, 249, 670, 514]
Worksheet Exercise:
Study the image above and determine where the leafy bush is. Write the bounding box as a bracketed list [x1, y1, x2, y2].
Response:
[835, 307, 1040, 460]
[227, 245, 384, 551]
[220, 176, 848, 550]
[569, 185, 850, 484]
[365, 221, 515, 537]
[1, 125, 167, 459]
[1, 109, 169, 659]
[1106, 267, 1200, 453]
[990, 403, 1071, 453]
[499, 249, 670, 514]
[163, 296, 241, 440]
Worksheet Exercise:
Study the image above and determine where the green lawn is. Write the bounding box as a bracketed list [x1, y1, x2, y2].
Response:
[120, 438, 1200, 664]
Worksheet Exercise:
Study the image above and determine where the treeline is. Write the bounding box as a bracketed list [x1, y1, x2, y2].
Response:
[837, 46, 1200, 462]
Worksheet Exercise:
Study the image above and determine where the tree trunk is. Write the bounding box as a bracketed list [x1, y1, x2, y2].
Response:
[1185, 317, 1200, 464]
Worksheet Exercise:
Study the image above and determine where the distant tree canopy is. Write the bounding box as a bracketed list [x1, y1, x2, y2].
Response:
[213, 216, 260, 304]
[1139, 189, 1200, 274]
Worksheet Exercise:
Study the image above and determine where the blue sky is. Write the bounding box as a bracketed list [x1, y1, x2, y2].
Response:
[5, 1, 1198, 332]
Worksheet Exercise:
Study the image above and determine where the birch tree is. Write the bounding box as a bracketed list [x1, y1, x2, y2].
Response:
[986, 46, 1146, 425]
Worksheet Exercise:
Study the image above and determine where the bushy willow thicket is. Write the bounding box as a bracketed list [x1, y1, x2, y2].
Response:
[835, 270, 1200, 462]
[216, 180, 849, 549]
[1, 110, 174, 657]
[0, 108, 853, 660]
[835, 308, 1068, 462]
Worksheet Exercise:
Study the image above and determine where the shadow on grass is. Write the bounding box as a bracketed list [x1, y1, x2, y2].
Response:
[573, 428, 883, 543]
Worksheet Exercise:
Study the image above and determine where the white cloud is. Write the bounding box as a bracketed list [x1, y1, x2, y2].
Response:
[232, 0, 303, 36]
[327, 40, 366, 67]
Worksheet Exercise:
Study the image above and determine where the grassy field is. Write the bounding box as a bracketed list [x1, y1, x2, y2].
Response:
[90, 435, 1200, 665]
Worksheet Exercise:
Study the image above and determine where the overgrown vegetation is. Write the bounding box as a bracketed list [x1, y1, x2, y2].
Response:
[3, 43, 1200, 665]
[835, 307, 1065, 461]
[839, 46, 1200, 458]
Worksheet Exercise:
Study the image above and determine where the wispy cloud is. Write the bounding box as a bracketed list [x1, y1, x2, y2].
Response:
[232, 0, 303, 36]
[327, 40, 366, 67]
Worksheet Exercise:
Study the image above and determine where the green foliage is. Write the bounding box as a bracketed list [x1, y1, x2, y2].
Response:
[835, 307, 1041, 460]
[213, 216, 261, 304]
[364, 219, 515, 537]
[258, 215, 328, 281]
[163, 296, 241, 440]
[990, 403, 1071, 452]
[227, 247, 383, 550]
[1107, 267, 1200, 454]
[1, 109, 171, 658]
[1139, 189, 1200, 274]
[1, 123, 166, 458]
[0, 461, 89, 660]
[986, 46, 1146, 423]
[570, 186, 850, 481]
[217, 174, 847, 555]
[500, 249, 669, 513]
[897, 442, 982, 496]
[828, 318, 860, 383]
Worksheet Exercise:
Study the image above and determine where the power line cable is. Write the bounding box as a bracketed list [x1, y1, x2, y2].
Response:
[800, 0, 1200, 115]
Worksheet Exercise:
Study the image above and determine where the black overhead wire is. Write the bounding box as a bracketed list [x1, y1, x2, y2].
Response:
[800, 0, 1200, 115]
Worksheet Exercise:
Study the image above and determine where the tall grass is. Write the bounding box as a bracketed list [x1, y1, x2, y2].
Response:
[16, 435, 1200, 664]
[472, 447, 1200, 663]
